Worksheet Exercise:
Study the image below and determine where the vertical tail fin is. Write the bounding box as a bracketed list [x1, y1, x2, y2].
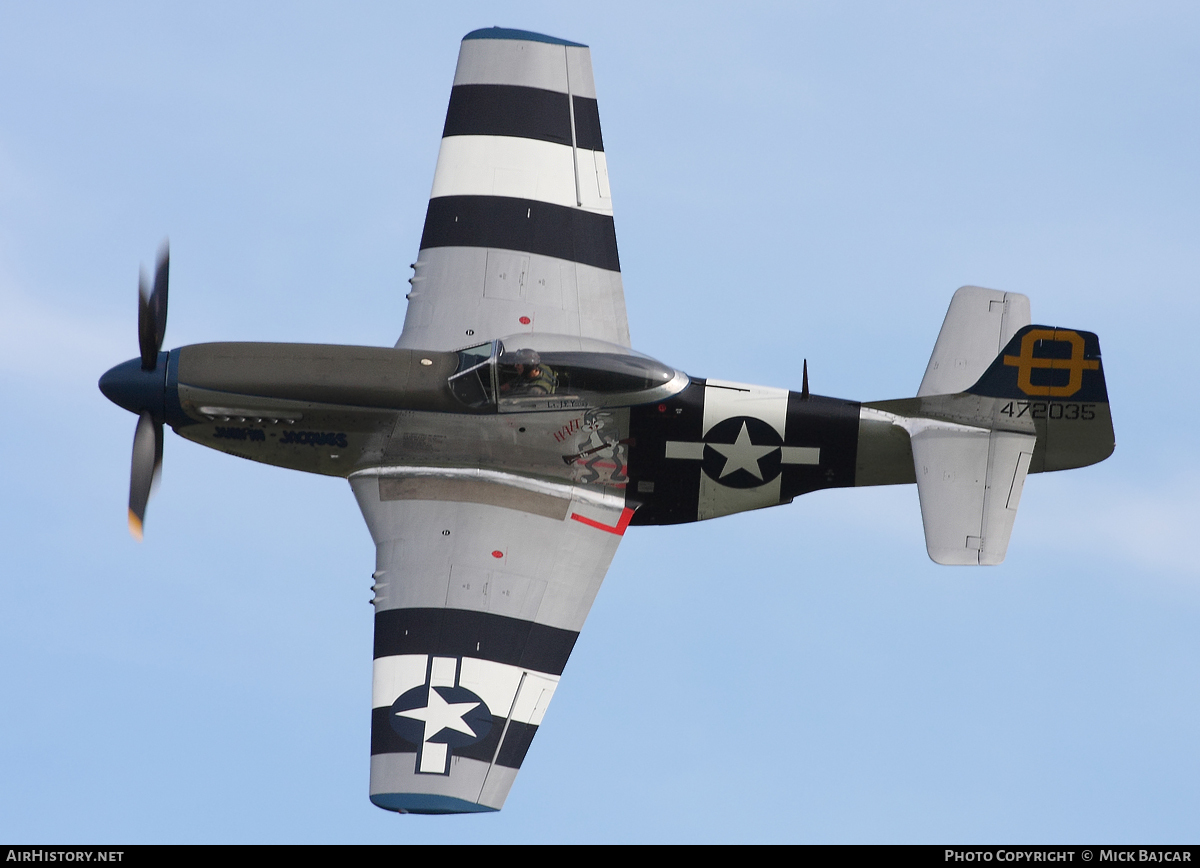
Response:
[967, 324, 1113, 472]
[866, 287, 1114, 565]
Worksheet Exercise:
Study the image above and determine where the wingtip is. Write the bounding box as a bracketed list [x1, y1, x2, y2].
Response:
[462, 27, 586, 47]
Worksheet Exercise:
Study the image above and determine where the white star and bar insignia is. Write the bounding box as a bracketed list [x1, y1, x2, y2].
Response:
[664, 416, 820, 486]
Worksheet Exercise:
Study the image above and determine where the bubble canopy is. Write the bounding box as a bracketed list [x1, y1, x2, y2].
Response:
[448, 334, 689, 412]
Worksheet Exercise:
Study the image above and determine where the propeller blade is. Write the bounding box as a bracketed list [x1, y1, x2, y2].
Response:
[128, 410, 162, 540]
[151, 242, 169, 353]
[137, 241, 169, 371]
[138, 269, 156, 371]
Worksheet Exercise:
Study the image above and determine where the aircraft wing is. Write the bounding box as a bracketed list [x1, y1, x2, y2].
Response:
[350, 467, 633, 812]
[397, 28, 630, 351]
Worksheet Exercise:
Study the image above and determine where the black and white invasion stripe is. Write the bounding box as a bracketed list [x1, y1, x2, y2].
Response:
[398, 27, 629, 351]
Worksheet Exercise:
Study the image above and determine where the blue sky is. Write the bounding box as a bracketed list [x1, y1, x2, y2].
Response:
[2, 1, 1198, 843]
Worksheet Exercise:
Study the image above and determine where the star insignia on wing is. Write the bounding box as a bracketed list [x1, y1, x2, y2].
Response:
[395, 687, 482, 743]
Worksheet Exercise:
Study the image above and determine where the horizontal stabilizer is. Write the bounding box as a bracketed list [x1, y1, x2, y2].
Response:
[919, 287, 1030, 397]
[910, 420, 1035, 565]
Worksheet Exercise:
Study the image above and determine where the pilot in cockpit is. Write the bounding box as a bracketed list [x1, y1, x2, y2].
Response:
[498, 348, 558, 396]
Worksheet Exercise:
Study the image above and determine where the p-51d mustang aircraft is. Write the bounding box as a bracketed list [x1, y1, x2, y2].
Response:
[99, 27, 1114, 814]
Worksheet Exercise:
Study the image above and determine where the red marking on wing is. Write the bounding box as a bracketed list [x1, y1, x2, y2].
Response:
[518, 316, 531, 325]
[570, 507, 635, 536]
[491, 550, 504, 558]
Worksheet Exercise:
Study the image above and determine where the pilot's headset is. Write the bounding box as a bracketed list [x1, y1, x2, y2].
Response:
[502, 348, 541, 370]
